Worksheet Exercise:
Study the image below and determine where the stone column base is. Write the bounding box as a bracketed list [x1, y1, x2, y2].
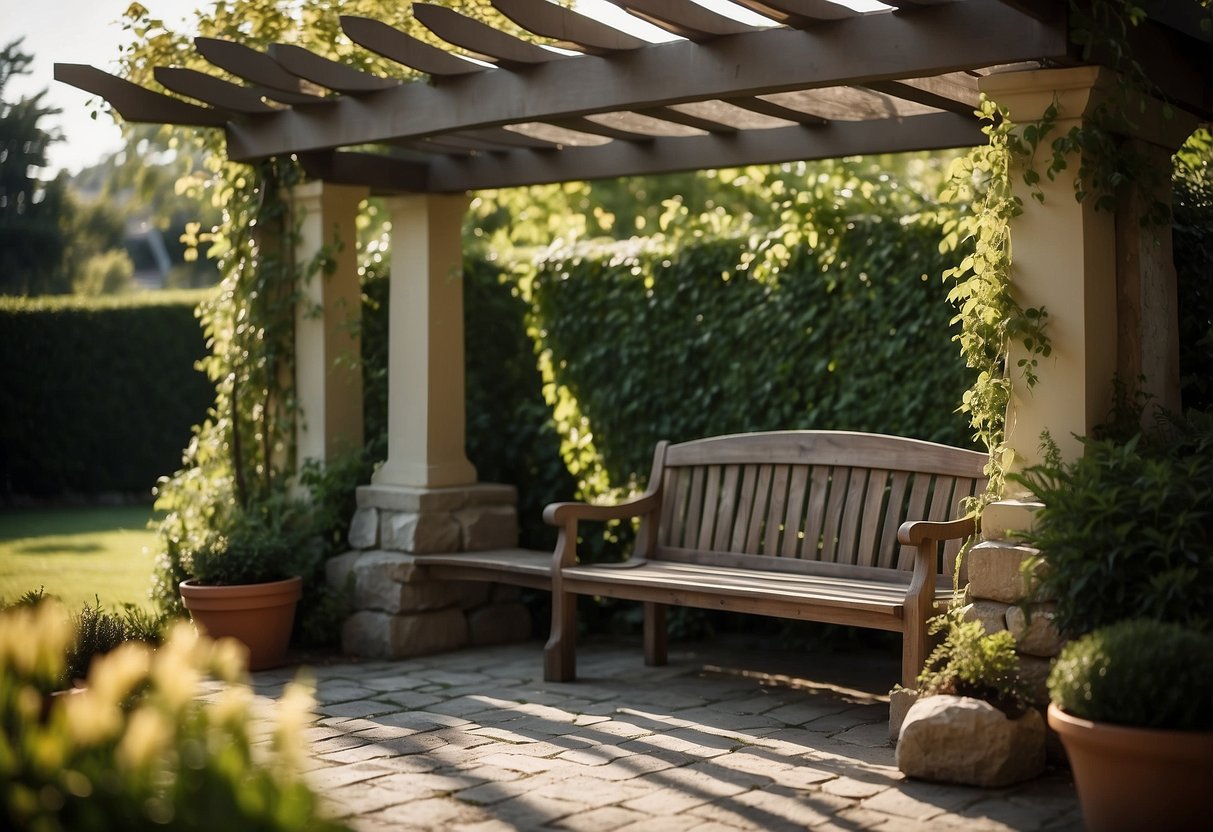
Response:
[349, 482, 519, 553]
[330, 482, 534, 659]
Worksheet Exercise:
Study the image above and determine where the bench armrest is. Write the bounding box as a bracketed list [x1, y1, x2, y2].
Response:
[897, 516, 976, 547]
[897, 515, 977, 687]
[544, 490, 662, 571]
[543, 491, 662, 526]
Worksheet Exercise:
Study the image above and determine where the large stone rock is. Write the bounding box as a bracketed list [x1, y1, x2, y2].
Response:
[457, 505, 519, 550]
[342, 608, 468, 658]
[896, 695, 1046, 787]
[347, 506, 379, 549]
[380, 511, 461, 553]
[958, 600, 1011, 634]
[980, 500, 1043, 541]
[1006, 603, 1063, 657]
[967, 541, 1047, 603]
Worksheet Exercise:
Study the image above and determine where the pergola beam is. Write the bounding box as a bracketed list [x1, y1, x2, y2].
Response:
[225, 0, 1066, 161]
[425, 112, 985, 192]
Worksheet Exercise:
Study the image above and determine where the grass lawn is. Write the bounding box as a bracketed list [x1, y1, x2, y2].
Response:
[0, 506, 161, 611]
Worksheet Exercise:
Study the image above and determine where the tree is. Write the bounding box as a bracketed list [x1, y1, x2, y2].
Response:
[0, 39, 70, 295]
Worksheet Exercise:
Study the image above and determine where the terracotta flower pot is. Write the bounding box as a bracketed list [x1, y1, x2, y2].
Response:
[1048, 703, 1213, 832]
[179, 576, 302, 671]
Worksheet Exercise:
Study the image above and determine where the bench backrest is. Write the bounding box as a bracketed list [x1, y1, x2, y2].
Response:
[651, 431, 987, 580]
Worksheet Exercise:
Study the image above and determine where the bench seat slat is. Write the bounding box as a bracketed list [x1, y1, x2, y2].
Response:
[561, 560, 954, 619]
[417, 549, 552, 590]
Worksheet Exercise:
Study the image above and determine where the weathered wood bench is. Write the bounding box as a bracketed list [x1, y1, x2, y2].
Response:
[541, 430, 987, 687]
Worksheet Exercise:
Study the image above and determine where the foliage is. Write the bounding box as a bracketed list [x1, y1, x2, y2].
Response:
[0, 292, 215, 497]
[73, 249, 136, 296]
[917, 611, 1034, 717]
[1, 590, 168, 685]
[184, 498, 322, 587]
[1173, 128, 1213, 411]
[0, 601, 350, 831]
[120, 0, 534, 625]
[939, 98, 1052, 505]
[0, 39, 71, 296]
[1048, 618, 1213, 730]
[65, 599, 165, 682]
[520, 161, 974, 502]
[1013, 407, 1213, 638]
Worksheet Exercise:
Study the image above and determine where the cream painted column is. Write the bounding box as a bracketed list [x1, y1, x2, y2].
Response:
[981, 67, 1194, 472]
[372, 193, 477, 488]
[293, 181, 368, 469]
[980, 67, 1119, 471]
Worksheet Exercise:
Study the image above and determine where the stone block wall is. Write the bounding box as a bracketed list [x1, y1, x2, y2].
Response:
[890, 499, 1064, 741]
[959, 500, 1063, 705]
[327, 483, 535, 658]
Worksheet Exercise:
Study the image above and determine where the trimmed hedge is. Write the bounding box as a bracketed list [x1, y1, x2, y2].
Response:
[0, 291, 214, 498]
[531, 224, 976, 490]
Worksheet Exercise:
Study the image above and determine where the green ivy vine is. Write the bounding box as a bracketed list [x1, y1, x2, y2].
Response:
[939, 97, 1053, 506]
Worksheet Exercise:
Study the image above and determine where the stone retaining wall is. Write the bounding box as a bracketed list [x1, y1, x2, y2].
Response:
[327, 483, 534, 658]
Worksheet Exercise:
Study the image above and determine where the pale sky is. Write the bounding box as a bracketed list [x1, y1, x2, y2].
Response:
[5, 0, 884, 177]
[6, 0, 200, 174]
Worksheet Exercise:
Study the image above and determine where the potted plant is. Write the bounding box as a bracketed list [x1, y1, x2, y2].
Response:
[179, 498, 321, 670]
[1047, 619, 1213, 832]
[1013, 407, 1213, 638]
[1012, 404, 1213, 829]
[896, 612, 1045, 786]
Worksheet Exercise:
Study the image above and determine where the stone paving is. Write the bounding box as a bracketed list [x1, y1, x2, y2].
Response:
[251, 638, 1081, 831]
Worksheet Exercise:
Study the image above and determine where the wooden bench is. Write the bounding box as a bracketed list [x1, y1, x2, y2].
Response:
[541, 430, 987, 687]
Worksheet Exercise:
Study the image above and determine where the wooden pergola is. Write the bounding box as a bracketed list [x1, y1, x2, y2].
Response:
[57, 1, 1210, 193]
[54, 0, 1212, 562]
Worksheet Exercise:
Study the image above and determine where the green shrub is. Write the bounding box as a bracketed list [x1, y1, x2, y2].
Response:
[0, 602, 350, 831]
[1013, 408, 1213, 637]
[1048, 618, 1213, 730]
[1, 592, 167, 684]
[917, 612, 1034, 717]
[530, 228, 975, 492]
[0, 291, 214, 498]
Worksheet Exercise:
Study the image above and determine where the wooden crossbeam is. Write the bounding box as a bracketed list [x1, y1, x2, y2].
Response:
[226, 0, 1066, 160]
[864, 72, 980, 116]
[154, 67, 277, 114]
[491, 0, 649, 54]
[267, 44, 400, 93]
[425, 111, 984, 191]
[729, 0, 860, 26]
[413, 2, 559, 65]
[340, 16, 485, 76]
[194, 37, 326, 100]
[53, 64, 227, 127]
[606, 0, 759, 39]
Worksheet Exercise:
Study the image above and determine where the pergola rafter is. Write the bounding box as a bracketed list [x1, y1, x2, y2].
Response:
[62, 0, 1188, 195]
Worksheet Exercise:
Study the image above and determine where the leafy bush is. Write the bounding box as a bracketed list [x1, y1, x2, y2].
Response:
[529, 227, 975, 493]
[0, 291, 214, 498]
[184, 496, 323, 587]
[917, 612, 1034, 717]
[65, 600, 164, 681]
[1, 591, 167, 684]
[1173, 132, 1213, 412]
[0, 602, 350, 831]
[1013, 408, 1213, 637]
[1048, 618, 1213, 730]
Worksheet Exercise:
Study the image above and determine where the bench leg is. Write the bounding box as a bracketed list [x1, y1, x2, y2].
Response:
[902, 623, 928, 690]
[544, 591, 577, 682]
[643, 602, 667, 666]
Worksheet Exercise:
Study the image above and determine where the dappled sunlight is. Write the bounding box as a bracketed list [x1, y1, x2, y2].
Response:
[241, 640, 1079, 830]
